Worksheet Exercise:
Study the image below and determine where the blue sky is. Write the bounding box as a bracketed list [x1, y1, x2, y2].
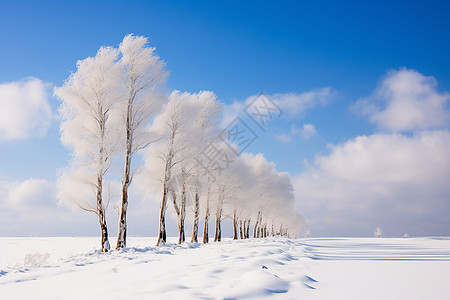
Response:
[1, 1, 449, 237]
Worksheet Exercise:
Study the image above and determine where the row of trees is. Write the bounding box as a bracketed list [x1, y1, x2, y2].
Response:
[56, 34, 305, 252]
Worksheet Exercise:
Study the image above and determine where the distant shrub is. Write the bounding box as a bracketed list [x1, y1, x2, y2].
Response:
[24, 253, 50, 268]
[374, 227, 382, 238]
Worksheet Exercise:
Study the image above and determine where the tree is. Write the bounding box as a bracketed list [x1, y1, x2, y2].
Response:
[56, 46, 120, 252]
[189, 93, 221, 243]
[143, 91, 220, 245]
[170, 167, 191, 244]
[213, 173, 238, 242]
[116, 34, 168, 249]
[202, 183, 212, 243]
[155, 100, 182, 246]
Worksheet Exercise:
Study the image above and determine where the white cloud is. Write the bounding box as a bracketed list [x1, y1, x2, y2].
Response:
[0, 77, 53, 141]
[293, 130, 450, 237]
[221, 88, 336, 127]
[277, 133, 291, 143]
[292, 123, 317, 139]
[278, 123, 317, 142]
[7, 178, 56, 208]
[270, 87, 336, 117]
[0, 178, 94, 236]
[353, 69, 450, 131]
[0, 176, 167, 237]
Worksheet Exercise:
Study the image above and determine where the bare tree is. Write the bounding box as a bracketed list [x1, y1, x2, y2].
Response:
[202, 184, 211, 243]
[232, 208, 239, 240]
[254, 211, 261, 238]
[191, 189, 200, 243]
[156, 106, 182, 246]
[213, 178, 238, 242]
[191, 93, 221, 243]
[239, 220, 244, 239]
[214, 185, 225, 242]
[170, 167, 191, 244]
[56, 46, 120, 252]
[116, 34, 167, 249]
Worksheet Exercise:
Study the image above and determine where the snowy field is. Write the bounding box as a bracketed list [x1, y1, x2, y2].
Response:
[1, 237, 450, 299]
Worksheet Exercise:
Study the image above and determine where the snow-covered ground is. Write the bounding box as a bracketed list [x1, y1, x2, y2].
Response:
[1, 237, 449, 299]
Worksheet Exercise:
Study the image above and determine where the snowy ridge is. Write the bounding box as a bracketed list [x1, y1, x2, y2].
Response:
[1, 237, 450, 299]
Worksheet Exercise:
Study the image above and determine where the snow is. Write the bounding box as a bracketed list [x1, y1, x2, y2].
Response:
[1, 237, 449, 299]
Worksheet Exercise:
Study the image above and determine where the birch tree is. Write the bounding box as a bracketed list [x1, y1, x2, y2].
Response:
[56, 46, 120, 252]
[187, 93, 221, 243]
[213, 175, 238, 242]
[155, 102, 182, 246]
[202, 182, 212, 243]
[116, 34, 168, 249]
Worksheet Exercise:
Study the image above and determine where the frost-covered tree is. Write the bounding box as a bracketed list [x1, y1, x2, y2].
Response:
[190, 92, 221, 243]
[115, 34, 168, 249]
[154, 99, 183, 246]
[229, 153, 306, 240]
[56, 46, 121, 252]
[138, 91, 220, 245]
[212, 165, 239, 242]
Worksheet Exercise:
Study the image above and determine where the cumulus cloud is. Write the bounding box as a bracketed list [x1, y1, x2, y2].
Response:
[0, 178, 113, 236]
[0, 77, 53, 141]
[270, 88, 336, 117]
[293, 130, 450, 237]
[277, 123, 317, 142]
[221, 88, 336, 126]
[292, 123, 317, 139]
[353, 69, 450, 131]
[6, 178, 56, 208]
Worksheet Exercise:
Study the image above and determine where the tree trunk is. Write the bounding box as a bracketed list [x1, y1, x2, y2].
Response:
[202, 185, 211, 244]
[239, 220, 244, 239]
[246, 219, 250, 238]
[254, 212, 261, 238]
[178, 173, 186, 244]
[233, 209, 238, 240]
[156, 181, 169, 246]
[116, 106, 132, 250]
[96, 175, 110, 252]
[191, 191, 199, 243]
[214, 186, 224, 242]
[178, 218, 185, 244]
[214, 212, 221, 242]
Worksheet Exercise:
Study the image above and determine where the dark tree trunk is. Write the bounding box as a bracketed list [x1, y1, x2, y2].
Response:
[116, 160, 130, 249]
[178, 176, 186, 244]
[96, 175, 109, 252]
[233, 209, 238, 240]
[239, 220, 244, 239]
[156, 181, 169, 246]
[246, 219, 250, 238]
[214, 213, 221, 242]
[178, 220, 185, 243]
[203, 216, 209, 244]
[254, 211, 261, 238]
[214, 186, 224, 242]
[191, 191, 199, 243]
[116, 107, 132, 250]
[202, 185, 211, 244]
